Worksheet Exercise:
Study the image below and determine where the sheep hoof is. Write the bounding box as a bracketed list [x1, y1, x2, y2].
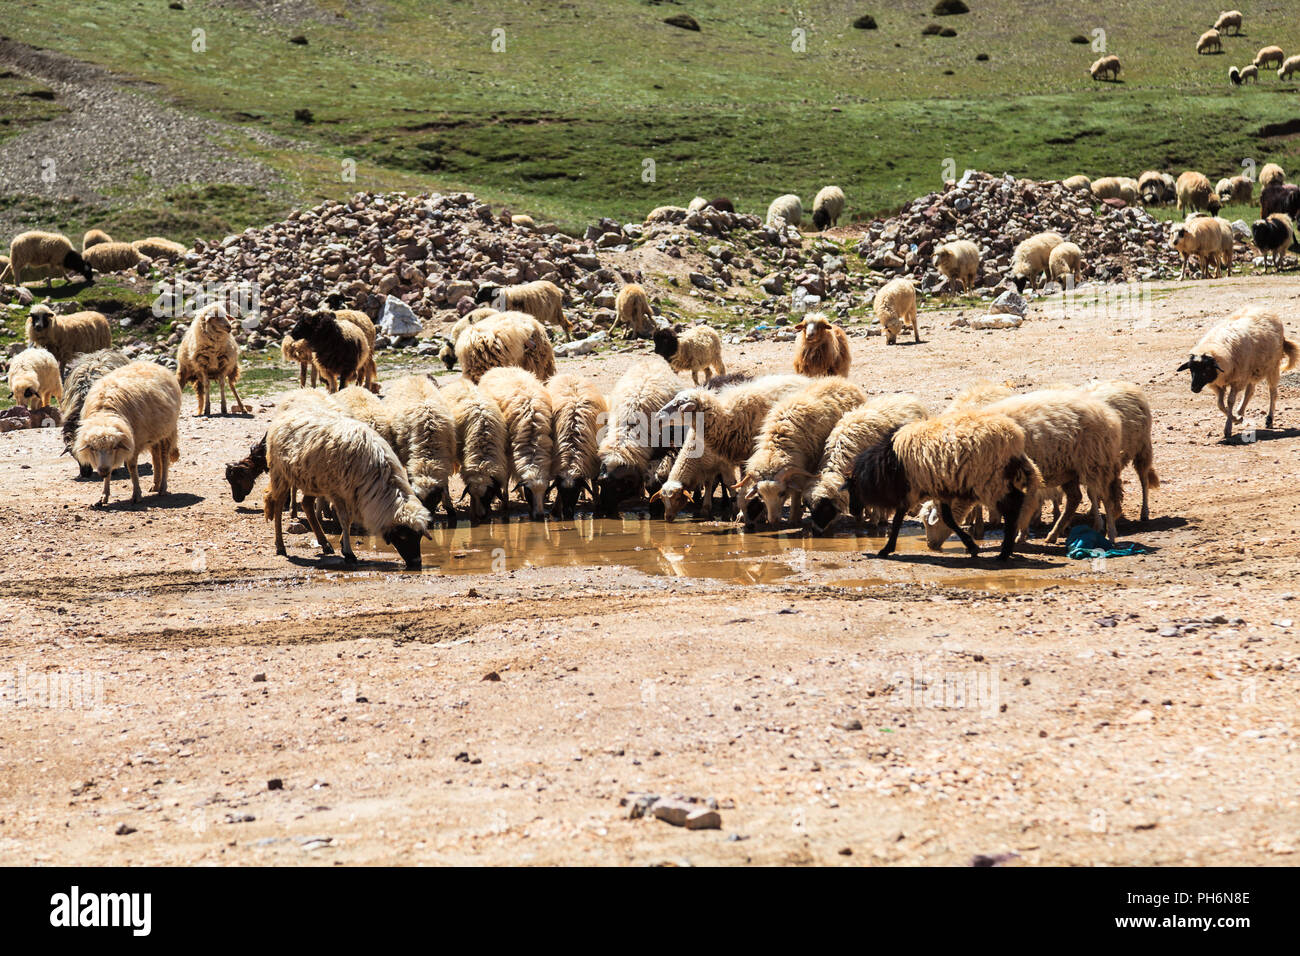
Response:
[275, 545, 287, 556]
[874, 546, 894, 558]
[342, 553, 358, 565]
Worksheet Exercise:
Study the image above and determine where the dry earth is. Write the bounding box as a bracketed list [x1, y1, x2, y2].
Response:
[2, 276, 1299, 866]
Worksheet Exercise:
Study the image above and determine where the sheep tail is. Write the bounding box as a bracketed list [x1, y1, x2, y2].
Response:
[1282, 337, 1299, 372]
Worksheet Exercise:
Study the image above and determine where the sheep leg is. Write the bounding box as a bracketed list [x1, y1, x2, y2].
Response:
[877, 507, 906, 558]
[442, 487, 457, 527]
[310, 364, 318, 388]
[298, 362, 307, 389]
[128, 459, 143, 504]
[149, 444, 163, 493]
[941, 502, 980, 559]
[272, 497, 287, 556]
[995, 488, 1026, 561]
[911, 305, 921, 344]
[100, 473, 112, 506]
[788, 492, 803, 526]
[303, 496, 334, 554]
[1222, 386, 1239, 438]
[227, 375, 246, 415]
[691, 369, 700, 385]
[1234, 383, 1255, 423]
[336, 504, 357, 564]
[219, 376, 228, 416]
[1044, 480, 1082, 544]
[1267, 370, 1280, 428]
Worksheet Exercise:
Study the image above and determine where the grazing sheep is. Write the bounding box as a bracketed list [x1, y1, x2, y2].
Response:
[1281, 54, 1300, 80]
[1239, 63, 1259, 83]
[176, 303, 245, 416]
[806, 394, 929, 534]
[1080, 380, 1159, 523]
[766, 194, 803, 227]
[1252, 213, 1295, 271]
[1214, 10, 1243, 35]
[73, 361, 181, 506]
[792, 312, 851, 377]
[438, 305, 497, 371]
[60, 348, 129, 474]
[1048, 241, 1085, 286]
[1062, 175, 1093, 192]
[477, 280, 572, 339]
[932, 239, 980, 293]
[811, 186, 846, 230]
[706, 197, 735, 213]
[547, 373, 609, 519]
[1260, 181, 1300, 220]
[653, 324, 726, 383]
[1090, 55, 1121, 81]
[224, 389, 332, 507]
[874, 277, 920, 344]
[948, 380, 1014, 412]
[440, 376, 509, 524]
[851, 410, 1043, 561]
[1009, 231, 1064, 291]
[82, 229, 112, 251]
[1254, 46, 1284, 69]
[1092, 177, 1140, 206]
[1216, 175, 1253, 205]
[6, 347, 61, 409]
[612, 283, 655, 338]
[1178, 305, 1299, 439]
[1137, 170, 1175, 205]
[1176, 171, 1220, 214]
[735, 377, 868, 527]
[595, 357, 683, 516]
[263, 405, 432, 569]
[26, 304, 111, 369]
[1197, 29, 1223, 55]
[455, 309, 555, 384]
[381, 374, 457, 524]
[281, 333, 317, 388]
[131, 237, 187, 261]
[1170, 216, 1233, 279]
[1259, 163, 1286, 188]
[0, 231, 93, 287]
[653, 443, 733, 522]
[288, 308, 372, 392]
[479, 366, 554, 520]
[82, 241, 145, 273]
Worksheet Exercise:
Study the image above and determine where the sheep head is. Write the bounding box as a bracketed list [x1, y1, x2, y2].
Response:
[288, 310, 328, 343]
[651, 327, 679, 360]
[595, 461, 642, 517]
[28, 306, 53, 334]
[74, 419, 132, 479]
[812, 206, 831, 231]
[807, 495, 842, 536]
[1177, 354, 1223, 393]
[474, 285, 501, 305]
[63, 250, 93, 284]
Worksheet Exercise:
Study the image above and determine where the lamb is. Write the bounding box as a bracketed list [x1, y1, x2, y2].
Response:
[6, 347, 61, 409]
[176, 303, 245, 416]
[59, 348, 129, 474]
[1079, 380, 1160, 523]
[478, 366, 554, 520]
[1090, 55, 1121, 81]
[131, 237, 187, 261]
[1008, 231, 1064, 291]
[72, 361, 181, 506]
[1252, 214, 1295, 271]
[26, 304, 111, 369]
[652, 440, 736, 522]
[766, 193, 803, 227]
[1238, 64, 1259, 83]
[1255, 46, 1285, 69]
[1048, 241, 1085, 286]
[1197, 29, 1223, 55]
[281, 333, 317, 388]
[1259, 163, 1286, 188]
[1169, 216, 1233, 279]
[1137, 170, 1175, 204]
[455, 309, 555, 384]
[1214, 10, 1243, 35]
[82, 229, 112, 251]
[1280, 55, 1300, 80]
[382, 374, 458, 524]
[873, 277, 920, 343]
[1216, 175, 1253, 205]
[653, 324, 726, 383]
[438, 305, 497, 371]
[932, 239, 980, 294]
[1091, 177, 1139, 205]
[477, 280, 572, 339]
[806, 393, 929, 534]
[1260, 181, 1300, 220]
[263, 405, 432, 569]
[735, 377, 868, 527]
[82, 241, 145, 273]
[612, 283, 654, 338]
[288, 308, 372, 392]
[791, 312, 851, 377]
[811, 186, 846, 230]
[1178, 305, 1300, 439]
[851, 410, 1043, 561]
[1176, 171, 1220, 214]
[1062, 175, 1092, 193]
[547, 373, 609, 519]
[439, 376, 509, 524]
[596, 357, 684, 516]
[0, 231, 93, 287]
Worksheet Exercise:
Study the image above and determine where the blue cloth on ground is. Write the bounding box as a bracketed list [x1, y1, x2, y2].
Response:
[1065, 525, 1150, 560]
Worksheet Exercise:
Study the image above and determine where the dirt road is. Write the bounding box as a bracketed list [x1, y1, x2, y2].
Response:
[2, 277, 1298, 865]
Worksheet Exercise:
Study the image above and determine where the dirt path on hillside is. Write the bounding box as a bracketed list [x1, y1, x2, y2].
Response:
[1, 277, 1299, 865]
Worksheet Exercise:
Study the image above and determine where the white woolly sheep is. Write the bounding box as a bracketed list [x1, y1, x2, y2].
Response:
[1091, 177, 1139, 206]
[73, 361, 181, 506]
[479, 366, 555, 520]
[812, 186, 846, 230]
[132, 237, 187, 260]
[1197, 29, 1223, 55]
[1178, 171, 1221, 214]
[1062, 175, 1093, 192]
[382, 374, 458, 524]
[509, 214, 536, 229]
[1281, 55, 1300, 80]
[82, 229, 112, 251]
[851, 410, 1044, 561]
[1048, 241, 1085, 285]
[1259, 162, 1285, 188]
[1010, 231, 1064, 291]
[653, 324, 726, 383]
[456, 309, 555, 384]
[1255, 46, 1285, 69]
[1090, 55, 1121, 81]
[1, 231, 93, 287]
[1137, 170, 1175, 205]
[1216, 175, 1253, 205]
[595, 357, 684, 516]
[440, 375, 509, 524]
[332, 308, 378, 389]
[1238, 63, 1259, 83]
[26, 304, 111, 369]
[1179, 305, 1300, 439]
[1169, 216, 1233, 279]
[1215, 10, 1243, 35]
[6, 346, 61, 409]
[439, 305, 497, 371]
[331, 384, 394, 447]
[653, 443, 733, 522]
[82, 241, 145, 273]
[480, 280, 571, 339]
[547, 373, 609, 519]
[177, 303, 245, 416]
[613, 284, 654, 338]
[932, 239, 980, 294]
[766, 194, 803, 227]
[874, 277, 920, 344]
[657, 374, 809, 474]
[792, 312, 851, 377]
[735, 377, 868, 527]
[263, 404, 432, 569]
[60, 348, 129, 472]
[688, 196, 709, 212]
[805, 393, 929, 533]
[281, 333, 317, 388]
[1079, 380, 1160, 523]
[947, 379, 1014, 412]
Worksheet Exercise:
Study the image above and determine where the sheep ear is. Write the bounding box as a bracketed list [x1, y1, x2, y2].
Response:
[1176, 359, 1191, 372]
[792, 321, 806, 331]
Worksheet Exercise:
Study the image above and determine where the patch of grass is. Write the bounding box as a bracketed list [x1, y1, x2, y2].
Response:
[0, 71, 64, 145]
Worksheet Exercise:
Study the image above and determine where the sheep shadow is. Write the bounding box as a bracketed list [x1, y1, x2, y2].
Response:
[26, 279, 95, 300]
[74, 462, 153, 481]
[1221, 427, 1300, 445]
[1118, 514, 1187, 535]
[94, 492, 204, 511]
[864, 550, 1062, 570]
[283, 554, 416, 573]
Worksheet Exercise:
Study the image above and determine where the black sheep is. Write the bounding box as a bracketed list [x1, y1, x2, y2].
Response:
[1260, 182, 1300, 220]
[1251, 214, 1295, 271]
[288, 310, 364, 392]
